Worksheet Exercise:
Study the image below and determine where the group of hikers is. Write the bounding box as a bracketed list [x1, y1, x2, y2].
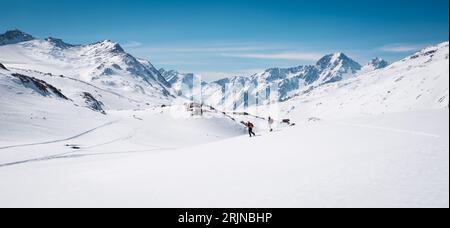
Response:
[244, 116, 275, 138]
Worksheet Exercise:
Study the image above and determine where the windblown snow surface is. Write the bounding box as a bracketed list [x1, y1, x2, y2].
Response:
[0, 41, 449, 208]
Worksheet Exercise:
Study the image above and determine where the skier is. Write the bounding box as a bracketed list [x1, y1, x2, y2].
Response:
[246, 121, 256, 137]
[268, 116, 274, 132]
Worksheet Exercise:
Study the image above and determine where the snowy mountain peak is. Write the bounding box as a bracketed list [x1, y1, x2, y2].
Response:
[0, 29, 35, 46]
[89, 40, 125, 54]
[315, 52, 362, 84]
[0, 31, 174, 105]
[44, 37, 74, 49]
[331, 52, 345, 61]
[369, 57, 389, 68]
[316, 52, 361, 70]
[362, 57, 389, 72]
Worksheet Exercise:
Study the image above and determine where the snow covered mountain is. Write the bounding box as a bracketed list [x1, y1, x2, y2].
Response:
[315, 52, 362, 83]
[361, 57, 389, 73]
[0, 29, 34, 46]
[271, 41, 449, 120]
[170, 42, 447, 115]
[159, 68, 206, 99]
[0, 30, 173, 111]
[196, 52, 382, 109]
[159, 52, 370, 109]
[1, 29, 447, 117]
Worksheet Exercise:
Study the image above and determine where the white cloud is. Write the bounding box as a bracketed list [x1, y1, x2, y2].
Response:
[221, 52, 323, 61]
[380, 44, 426, 53]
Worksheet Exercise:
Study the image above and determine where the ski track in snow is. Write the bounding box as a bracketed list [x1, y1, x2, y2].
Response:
[0, 126, 177, 168]
[0, 120, 120, 150]
[0, 147, 176, 168]
[0, 119, 167, 167]
[0, 114, 219, 167]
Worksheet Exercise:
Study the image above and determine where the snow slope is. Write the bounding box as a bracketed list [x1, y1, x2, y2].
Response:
[1, 64, 242, 153]
[0, 107, 244, 167]
[0, 68, 109, 145]
[0, 109, 447, 208]
[6, 68, 147, 111]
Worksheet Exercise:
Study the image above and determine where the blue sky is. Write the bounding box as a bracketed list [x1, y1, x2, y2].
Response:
[1, 0, 449, 81]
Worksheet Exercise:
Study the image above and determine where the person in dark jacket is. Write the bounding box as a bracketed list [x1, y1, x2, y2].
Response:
[268, 116, 274, 132]
[246, 121, 256, 137]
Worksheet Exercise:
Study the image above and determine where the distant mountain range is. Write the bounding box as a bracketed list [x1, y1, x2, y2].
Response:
[160, 52, 390, 109]
[1, 30, 448, 113]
